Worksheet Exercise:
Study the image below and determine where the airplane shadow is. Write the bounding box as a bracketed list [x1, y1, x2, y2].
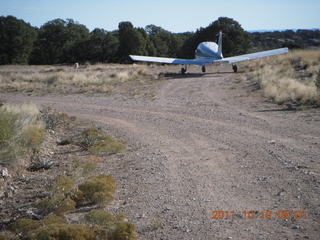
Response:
[162, 71, 236, 79]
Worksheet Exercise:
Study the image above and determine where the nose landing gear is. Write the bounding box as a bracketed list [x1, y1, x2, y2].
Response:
[201, 66, 206, 73]
[181, 66, 187, 74]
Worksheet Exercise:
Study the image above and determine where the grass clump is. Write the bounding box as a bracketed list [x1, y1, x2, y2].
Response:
[9, 218, 99, 240]
[30, 224, 96, 240]
[79, 128, 126, 154]
[42, 215, 67, 225]
[52, 175, 75, 194]
[109, 222, 137, 240]
[85, 211, 137, 240]
[9, 215, 137, 240]
[76, 174, 116, 205]
[54, 197, 76, 216]
[20, 123, 45, 151]
[58, 127, 126, 155]
[82, 155, 101, 175]
[0, 234, 13, 240]
[10, 218, 42, 236]
[36, 195, 65, 215]
[85, 210, 114, 226]
[82, 162, 97, 175]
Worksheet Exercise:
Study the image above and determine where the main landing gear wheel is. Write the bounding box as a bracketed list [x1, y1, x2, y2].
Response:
[181, 66, 187, 74]
[201, 66, 206, 73]
[232, 65, 238, 73]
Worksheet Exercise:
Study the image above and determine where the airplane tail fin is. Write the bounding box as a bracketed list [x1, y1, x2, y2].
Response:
[217, 31, 223, 58]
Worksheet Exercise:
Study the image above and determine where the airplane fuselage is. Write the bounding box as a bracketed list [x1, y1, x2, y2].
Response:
[195, 42, 222, 60]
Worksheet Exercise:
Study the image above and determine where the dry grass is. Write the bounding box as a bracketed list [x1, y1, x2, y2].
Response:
[0, 64, 161, 95]
[0, 103, 44, 167]
[244, 49, 320, 105]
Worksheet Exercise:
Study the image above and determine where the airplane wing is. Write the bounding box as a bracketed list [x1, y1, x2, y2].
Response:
[130, 47, 288, 65]
[220, 48, 288, 63]
[130, 55, 214, 66]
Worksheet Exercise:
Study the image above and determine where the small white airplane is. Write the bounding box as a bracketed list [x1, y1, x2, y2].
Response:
[130, 31, 288, 74]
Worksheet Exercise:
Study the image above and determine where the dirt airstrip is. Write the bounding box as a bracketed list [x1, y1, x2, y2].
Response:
[2, 64, 320, 239]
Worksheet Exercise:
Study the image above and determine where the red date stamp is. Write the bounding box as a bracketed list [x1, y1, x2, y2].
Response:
[211, 210, 308, 220]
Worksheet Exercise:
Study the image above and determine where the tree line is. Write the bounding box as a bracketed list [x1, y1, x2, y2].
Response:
[0, 15, 319, 65]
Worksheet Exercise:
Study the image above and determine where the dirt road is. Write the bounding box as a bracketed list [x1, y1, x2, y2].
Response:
[3, 65, 320, 239]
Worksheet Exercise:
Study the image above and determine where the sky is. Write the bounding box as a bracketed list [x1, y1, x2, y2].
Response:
[1, 0, 319, 32]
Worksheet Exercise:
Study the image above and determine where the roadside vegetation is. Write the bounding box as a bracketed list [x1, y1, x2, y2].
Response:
[244, 49, 320, 106]
[0, 64, 162, 95]
[0, 103, 137, 240]
[0, 103, 44, 167]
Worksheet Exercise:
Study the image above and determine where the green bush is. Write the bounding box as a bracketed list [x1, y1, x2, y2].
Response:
[77, 175, 116, 205]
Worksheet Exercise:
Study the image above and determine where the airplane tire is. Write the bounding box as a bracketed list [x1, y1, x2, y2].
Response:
[181, 68, 186, 74]
[232, 65, 238, 73]
[202, 66, 206, 73]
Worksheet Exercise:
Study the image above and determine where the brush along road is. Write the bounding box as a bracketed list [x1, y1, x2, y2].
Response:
[3, 64, 320, 239]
